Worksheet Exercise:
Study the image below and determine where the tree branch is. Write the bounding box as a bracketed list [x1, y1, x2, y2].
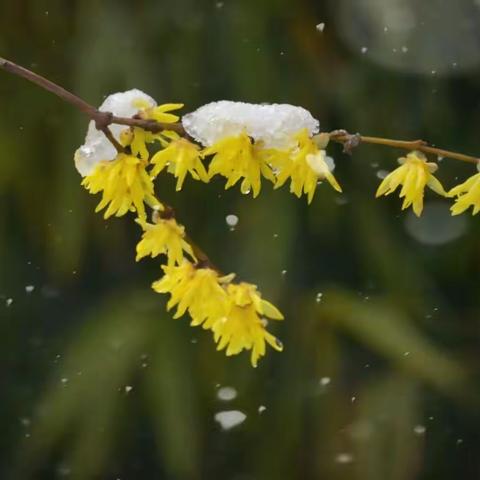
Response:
[329, 131, 480, 165]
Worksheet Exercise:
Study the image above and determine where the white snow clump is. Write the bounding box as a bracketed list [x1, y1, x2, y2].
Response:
[182, 100, 320, 149]
[74, 89, 156, 176]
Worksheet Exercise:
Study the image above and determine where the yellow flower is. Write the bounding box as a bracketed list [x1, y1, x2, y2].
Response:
[150, 133, 208, 190]
[120, 127, 153, 161]
[142, 103, 184, 124]
[273, 129, 342, 203]
[210, 283, 284, 367]
[153, 262, 284, 366]
[81, 153, 160, 220]
[136, 217, 194, 265]
[120, 103, 183, 160]
[448, 172, 480, 215]
[375, 151, 447, 217]
[204, 132, 275, 197]
[152, 261, 229, 326]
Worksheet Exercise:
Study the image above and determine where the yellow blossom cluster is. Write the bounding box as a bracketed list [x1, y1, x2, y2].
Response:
[375, 150, 480, 217]
[152, 262, 284, 367]
[204, 128, 342, 201]
[82, 116, 343, 225]
[80, 101, 285, 366]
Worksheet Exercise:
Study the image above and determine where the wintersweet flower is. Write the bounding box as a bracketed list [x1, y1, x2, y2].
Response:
[150, 132, 209, 190]
[274, 129, 342, 203]
[81, 153, 160, 220]
[204, 132, 275, 197]
[142, 103, 184, 124]
[210, 282, 284, 367]
[152, 261, 230, 327]
[448, 172, 480, 215]
[123, 104, 185, 161]
[375, 151, 447, 216]
[136, 217, 194, 265]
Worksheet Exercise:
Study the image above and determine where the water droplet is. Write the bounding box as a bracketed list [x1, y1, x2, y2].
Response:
[405, 202, 467, 245]
[217, 386, 237, 401]
[226, 214, 239, 227]
[214, 410, 246, 430]
[315, 292, 323, 303]
[361, 46, 368, 54]
[335, 453, 353, 464]
[401, 46, 409, 53]
[20, 417, 31, 427]
[25, 285, 35, 294]
[376, 169, 389, 179]
[319, 377, 331, 386]
[413, 424, 426, 435]
[125, 385, 133, 393]
[258, 405, 267, 413]
[316, 23, 325, 32]
[6, 298, 13, 307]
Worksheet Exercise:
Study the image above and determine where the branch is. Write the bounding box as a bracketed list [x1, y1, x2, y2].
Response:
[0, 56, 186, 138]
[329, 131, 480, 165]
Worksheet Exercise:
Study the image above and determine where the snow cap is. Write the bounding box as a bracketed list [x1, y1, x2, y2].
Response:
[182, 100, 320, 149]
[74, 89, 156, 176]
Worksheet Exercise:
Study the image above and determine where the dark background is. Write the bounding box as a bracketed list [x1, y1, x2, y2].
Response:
[1, 0, 480, 479]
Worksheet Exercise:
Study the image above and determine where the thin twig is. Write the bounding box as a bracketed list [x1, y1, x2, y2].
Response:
[0, 56, 96, 116]
[329, 131, 480, 165]
[0, 56, 185, 135]
[100, 126, 125, 153]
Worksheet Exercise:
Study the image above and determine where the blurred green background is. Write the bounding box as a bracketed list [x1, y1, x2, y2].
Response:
[1, 0, 480, 479]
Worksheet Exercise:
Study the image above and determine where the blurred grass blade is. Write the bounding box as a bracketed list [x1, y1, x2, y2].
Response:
[145, 316, 200, 479]
[321, 290, 469, 397]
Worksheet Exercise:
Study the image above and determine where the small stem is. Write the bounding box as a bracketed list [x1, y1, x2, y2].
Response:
[100, 126, 125, 153]
[329, 132, 480, 165]
[153, 206, 217, 270]
[112, 115, 186, 135]
[184, 233, 217, 270]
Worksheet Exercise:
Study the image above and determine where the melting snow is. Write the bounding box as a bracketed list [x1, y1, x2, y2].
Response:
[214, 410, 246, 430]
[74, 89, 156, 176]
[217, 386, 238, 401]
[182, 101, 319, 149]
